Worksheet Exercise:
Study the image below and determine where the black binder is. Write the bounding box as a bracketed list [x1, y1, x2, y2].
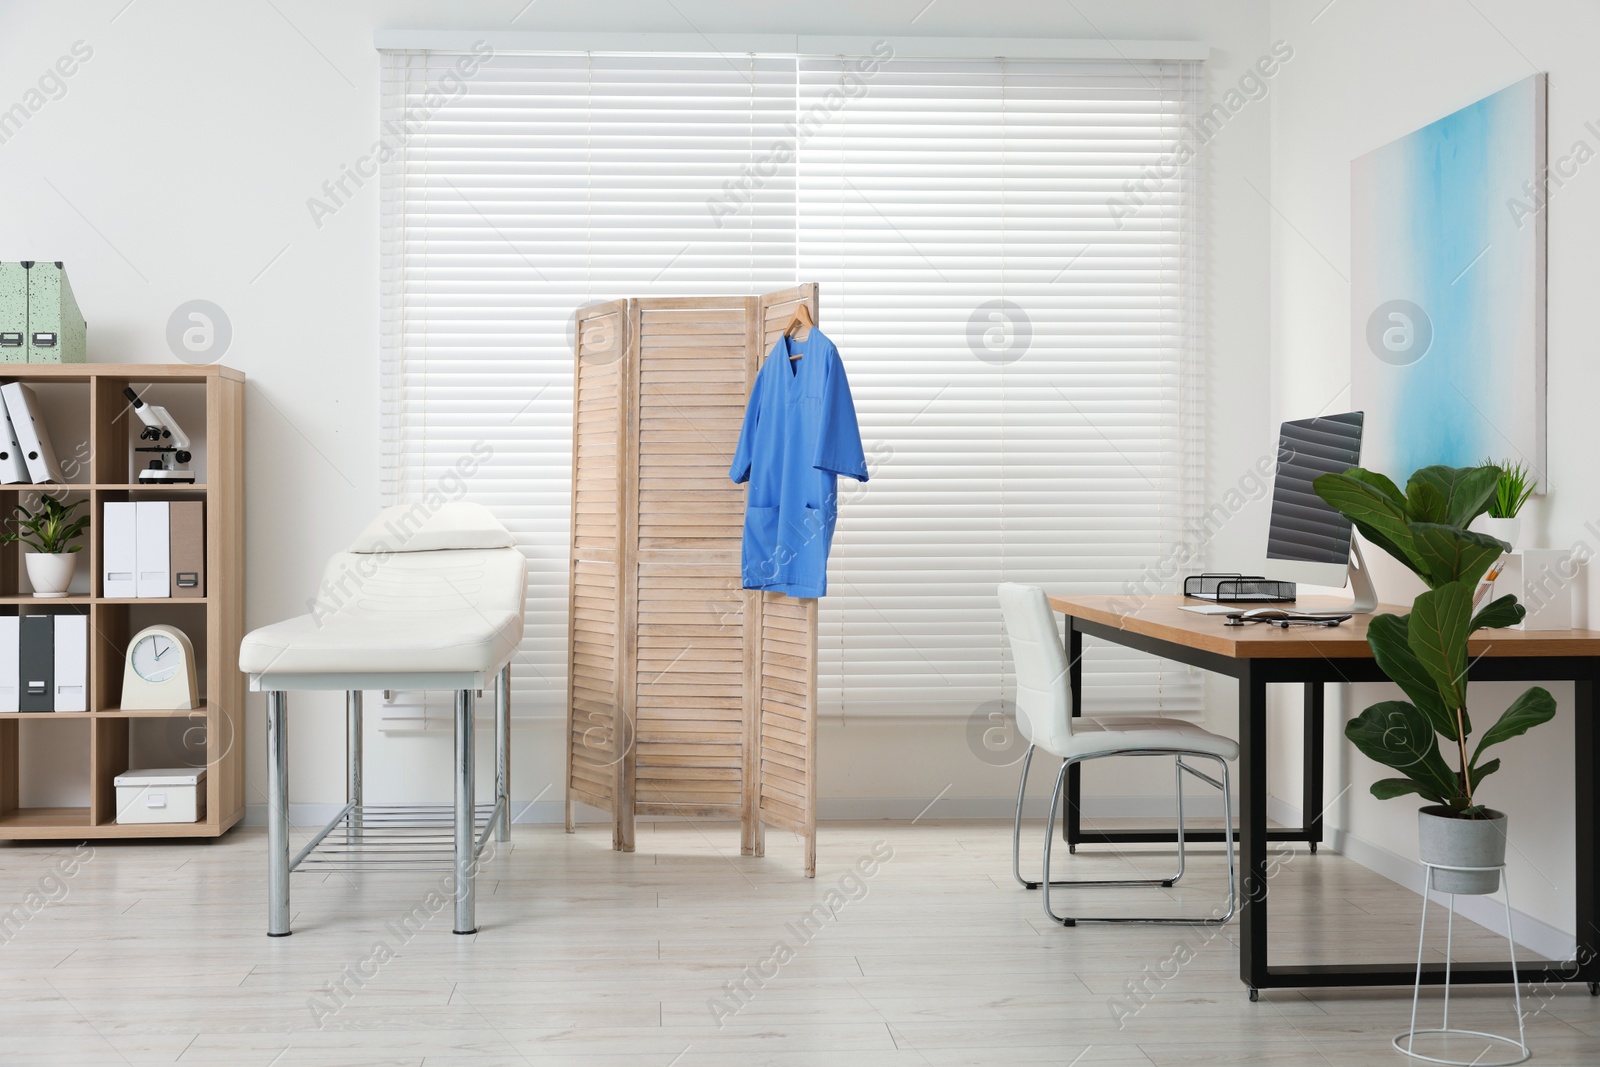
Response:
[19, 614, 53, 712]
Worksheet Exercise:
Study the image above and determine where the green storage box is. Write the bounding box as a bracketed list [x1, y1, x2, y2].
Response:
[0, 262, 25, 363]
[22, 262, 86, 363]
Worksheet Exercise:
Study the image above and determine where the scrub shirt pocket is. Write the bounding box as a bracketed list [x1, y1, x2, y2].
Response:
[743, 506, 781, 579]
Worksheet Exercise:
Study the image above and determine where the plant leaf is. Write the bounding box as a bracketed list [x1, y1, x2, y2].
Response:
[1352, 522, 1427, 581]
[1344, 700, 1459, 805]
[1371, 777, 1430, 800]
[1345, 468, 1408, 509]
[1366, 613, 1457, 740]
[1406, 480, 1451, 525]
[1471, 594, 1525, 632]
[1468, 757, 1501, 791]
[1313, 472, 1424, 575]
[1406, 465, 1502, 528]
[1411, 523, 1509, 588]
[1470, 686, 1558, 768]
[1407, 583, 1473, 710]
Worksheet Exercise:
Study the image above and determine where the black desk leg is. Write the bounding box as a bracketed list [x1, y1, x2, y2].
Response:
[1240, 663, 1269, 998]
[1065, 617, 1083, 852]
[1302, 682, 1324, 853]
[1577, 671, 1600, 995]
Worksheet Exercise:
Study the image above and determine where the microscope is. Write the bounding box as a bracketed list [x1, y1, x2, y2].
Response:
[123, 387, 195, 484]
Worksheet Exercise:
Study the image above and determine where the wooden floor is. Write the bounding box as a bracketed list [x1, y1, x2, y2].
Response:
[1, 820, 1596, 1065]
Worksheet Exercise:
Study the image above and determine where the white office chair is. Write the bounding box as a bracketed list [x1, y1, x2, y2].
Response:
[997, 582, 1238, 926]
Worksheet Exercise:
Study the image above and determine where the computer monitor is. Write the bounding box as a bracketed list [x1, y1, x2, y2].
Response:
[1265, 411, 1378, 612]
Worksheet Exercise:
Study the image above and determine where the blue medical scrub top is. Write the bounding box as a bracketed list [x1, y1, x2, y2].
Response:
[729, 328, 868, 598]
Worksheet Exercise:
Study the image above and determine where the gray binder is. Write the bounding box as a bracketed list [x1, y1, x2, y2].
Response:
[19, 614, 54, 712]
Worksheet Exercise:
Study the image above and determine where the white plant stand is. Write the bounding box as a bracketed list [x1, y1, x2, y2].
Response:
[1394, 862, 1529, 1065]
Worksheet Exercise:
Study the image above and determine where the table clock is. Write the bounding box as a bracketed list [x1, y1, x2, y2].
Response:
[122, 624, 198, 710]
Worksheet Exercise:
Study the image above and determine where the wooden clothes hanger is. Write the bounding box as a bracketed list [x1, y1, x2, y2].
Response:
[783, 303, 814, 357]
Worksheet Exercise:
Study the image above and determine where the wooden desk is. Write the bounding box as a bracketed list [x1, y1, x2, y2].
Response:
[1048, 593, 1600, 998]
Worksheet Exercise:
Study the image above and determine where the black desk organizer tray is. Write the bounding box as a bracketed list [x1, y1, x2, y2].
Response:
[1184, 573, 1297, 603]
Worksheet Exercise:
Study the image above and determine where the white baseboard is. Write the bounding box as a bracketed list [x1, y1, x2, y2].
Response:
[1266, 796, 1576, 961]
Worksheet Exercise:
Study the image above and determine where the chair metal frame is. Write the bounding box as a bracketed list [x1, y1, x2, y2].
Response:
[1012, 742, 1237, 927]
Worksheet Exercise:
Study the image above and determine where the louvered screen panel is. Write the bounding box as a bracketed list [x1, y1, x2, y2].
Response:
[752, 287, 820, 874]
[632, 298, 757, 818]
[566, 303, 627, 826]
[636, 302, 753, 550]
[634, 563, 746, 817]
[758, 594, 818, 848]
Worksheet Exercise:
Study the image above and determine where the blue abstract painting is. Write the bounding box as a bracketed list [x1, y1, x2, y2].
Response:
[1350, 74, 1546, 482]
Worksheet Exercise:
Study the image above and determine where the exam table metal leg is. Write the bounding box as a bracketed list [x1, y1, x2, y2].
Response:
[346, 690, 363, 846]
[267, 691, 291, 937]
[495, 665, 510, 843]
[454, 688, 477, 935]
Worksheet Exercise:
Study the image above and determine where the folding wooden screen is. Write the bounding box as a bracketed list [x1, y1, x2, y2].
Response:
[567, 284, 821, 876]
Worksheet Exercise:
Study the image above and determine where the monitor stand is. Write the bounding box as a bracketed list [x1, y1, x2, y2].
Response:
[1344, 540, 1379, 614]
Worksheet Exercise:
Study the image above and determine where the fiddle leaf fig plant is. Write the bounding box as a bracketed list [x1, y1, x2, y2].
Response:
[1313, 464, 1556, 818]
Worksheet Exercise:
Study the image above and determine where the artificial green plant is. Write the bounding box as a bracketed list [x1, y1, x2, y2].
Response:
[0, 496, 89, 555]
[1313, 465, 1556, 818]
[1483, 458, 1538, 519]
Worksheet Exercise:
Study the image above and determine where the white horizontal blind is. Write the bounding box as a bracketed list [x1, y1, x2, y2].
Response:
[800, 57, 1204, 716]
[380, 48, 1203, 720]
[380, 52, 798, 714]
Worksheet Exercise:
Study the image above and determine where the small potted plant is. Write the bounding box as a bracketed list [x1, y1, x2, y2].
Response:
[1, 496, 89, 598]
[1470, 459, 1537, 550]
[1314, 465, 1556, 893]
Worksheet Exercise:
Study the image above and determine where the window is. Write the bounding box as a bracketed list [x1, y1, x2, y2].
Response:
[380, 45, 1203, 720]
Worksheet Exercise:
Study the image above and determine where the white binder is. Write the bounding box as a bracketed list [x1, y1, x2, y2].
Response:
[135, 500, 170, 598]
[103, 501, 137, 598]
[0, 616, 18, 712]
[53, 614, 86, 712]
[0, 401, 27, 484]
[0, 381, 64, 484]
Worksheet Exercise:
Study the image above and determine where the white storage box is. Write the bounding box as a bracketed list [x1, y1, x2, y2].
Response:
[114, 767, 206, 824]
[1496, 549, 1577, 631]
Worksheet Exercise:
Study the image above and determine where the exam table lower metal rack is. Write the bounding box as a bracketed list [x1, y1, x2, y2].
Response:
[287, 679, 511, 881]
[262, 671, 514, 937]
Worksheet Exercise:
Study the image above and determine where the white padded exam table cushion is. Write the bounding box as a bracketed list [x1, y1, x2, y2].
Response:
[348, 500, 514, 553]
[240, 503, 526, 681]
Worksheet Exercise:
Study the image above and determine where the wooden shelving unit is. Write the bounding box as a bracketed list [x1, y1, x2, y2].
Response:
[0, 364, 244, 840]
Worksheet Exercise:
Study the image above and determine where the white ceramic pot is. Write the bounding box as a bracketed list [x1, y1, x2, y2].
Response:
[1470, 514, 1521, 552]
[25, 552, 76, 598]
[1417, 806, 1507, 895]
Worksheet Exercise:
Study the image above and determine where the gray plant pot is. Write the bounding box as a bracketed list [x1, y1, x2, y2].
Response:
[1417, 806, 1507, 895]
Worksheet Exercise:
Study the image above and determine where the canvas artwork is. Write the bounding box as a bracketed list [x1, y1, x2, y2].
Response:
[1350, 73, 1546, 481]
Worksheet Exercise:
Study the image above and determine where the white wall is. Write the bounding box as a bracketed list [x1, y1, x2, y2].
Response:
[1268, 0, 1599, 944]
[0, 2, 1273, 828]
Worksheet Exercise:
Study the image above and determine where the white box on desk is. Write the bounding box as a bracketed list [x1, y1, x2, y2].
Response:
[1495, 549, 1577, 631]
[114, 767, 205, 824]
